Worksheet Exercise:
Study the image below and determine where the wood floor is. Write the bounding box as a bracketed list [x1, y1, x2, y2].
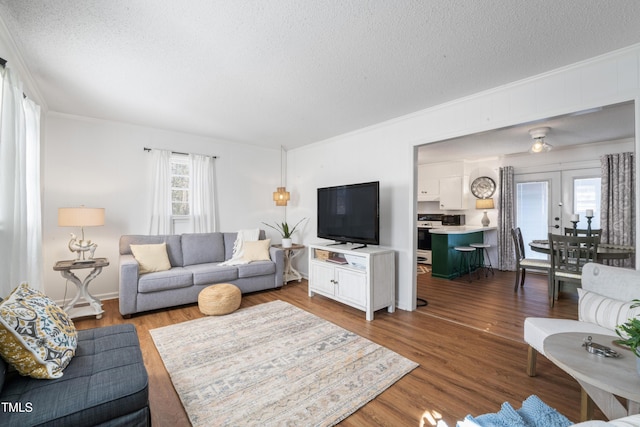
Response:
[74, 268, 600, 426]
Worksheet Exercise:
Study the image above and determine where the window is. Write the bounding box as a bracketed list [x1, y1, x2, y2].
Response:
[171, 155, 190, 216]
[573, 177, 601, 229]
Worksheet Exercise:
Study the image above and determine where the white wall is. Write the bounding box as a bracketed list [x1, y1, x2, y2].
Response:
[42, 113, 283, 303]
[4, 15, 640, 313]
[289, 44, 640, 313]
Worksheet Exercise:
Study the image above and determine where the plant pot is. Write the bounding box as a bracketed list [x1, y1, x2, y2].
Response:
[282, 238, 292, 248]
[636, 350, 640, 375]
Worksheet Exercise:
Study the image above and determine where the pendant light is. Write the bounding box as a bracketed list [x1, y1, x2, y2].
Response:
[273, 146, 290, 206]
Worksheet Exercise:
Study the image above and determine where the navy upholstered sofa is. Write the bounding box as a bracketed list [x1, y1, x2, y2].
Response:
[118, 231, 284, 317]
[0, 323, 150, 426]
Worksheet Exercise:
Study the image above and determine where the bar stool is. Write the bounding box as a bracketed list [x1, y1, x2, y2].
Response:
[470, 243, 494, 277]
[454, 246, 476, 282]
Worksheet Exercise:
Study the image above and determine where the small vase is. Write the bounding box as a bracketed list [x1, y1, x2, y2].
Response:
[282, 238, 292, 248]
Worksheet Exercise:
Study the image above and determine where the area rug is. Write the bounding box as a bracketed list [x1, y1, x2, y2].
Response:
[150, 300, 418, 426]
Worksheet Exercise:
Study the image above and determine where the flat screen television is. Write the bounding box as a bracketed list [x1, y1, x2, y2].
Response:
[317, 181, 379, 247]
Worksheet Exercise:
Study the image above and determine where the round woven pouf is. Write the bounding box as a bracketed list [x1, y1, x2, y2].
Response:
[198, 283, 241, 316]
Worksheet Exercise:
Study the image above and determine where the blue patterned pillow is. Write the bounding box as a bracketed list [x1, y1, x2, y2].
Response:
[0, 283, 77, 379]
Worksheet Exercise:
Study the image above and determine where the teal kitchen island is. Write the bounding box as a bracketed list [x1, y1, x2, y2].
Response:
[430, 226, 497, 279]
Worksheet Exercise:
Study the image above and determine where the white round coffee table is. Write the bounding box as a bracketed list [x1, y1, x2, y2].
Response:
[544, 332, 640, 421]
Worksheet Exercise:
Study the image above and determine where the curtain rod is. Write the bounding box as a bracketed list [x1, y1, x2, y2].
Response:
[143, 147, 218, 159]
[0, 57, 27, 99]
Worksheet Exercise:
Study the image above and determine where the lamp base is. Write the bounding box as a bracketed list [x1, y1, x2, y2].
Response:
[68, 233, 98, 260]
[481, 211, 491, 227]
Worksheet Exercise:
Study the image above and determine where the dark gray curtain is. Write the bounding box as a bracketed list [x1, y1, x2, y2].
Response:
[498, 166, 516, 271]
[601, 152, 635, 268]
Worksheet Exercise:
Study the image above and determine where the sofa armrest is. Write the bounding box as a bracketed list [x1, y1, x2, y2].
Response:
[270, 246, 284, 287]
[119, 254, 140, 316]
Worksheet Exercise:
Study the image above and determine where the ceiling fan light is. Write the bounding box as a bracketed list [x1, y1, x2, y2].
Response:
[528, 127, 552, 153]
[530, 139, 543, 153]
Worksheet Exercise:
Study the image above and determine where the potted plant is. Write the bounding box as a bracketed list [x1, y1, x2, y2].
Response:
[262, 218, 307, 248]
[615, 301, 640, 373]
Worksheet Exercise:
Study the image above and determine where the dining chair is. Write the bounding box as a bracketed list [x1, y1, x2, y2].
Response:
[563, 227, 602, 238]
[511, 227, 551, 292]
[548, 233, 599, 307]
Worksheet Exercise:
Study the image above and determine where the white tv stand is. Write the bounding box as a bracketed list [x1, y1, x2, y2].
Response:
[308, 243, 395, 321]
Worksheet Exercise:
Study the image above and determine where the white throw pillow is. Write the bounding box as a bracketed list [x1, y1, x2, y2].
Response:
[578, 288, 640, 332]
[242, 239, 271, 262]
[130, 243, 172, 274]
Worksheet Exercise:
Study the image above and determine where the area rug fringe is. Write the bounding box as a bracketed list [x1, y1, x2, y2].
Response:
[150, 300, 418, 426]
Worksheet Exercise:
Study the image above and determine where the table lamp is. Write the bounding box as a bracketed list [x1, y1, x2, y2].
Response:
[476, 198, 494, 227]
[58, 207, 105, 261]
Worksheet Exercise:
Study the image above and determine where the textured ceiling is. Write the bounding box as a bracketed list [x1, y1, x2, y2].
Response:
[2, 1, 640, 149]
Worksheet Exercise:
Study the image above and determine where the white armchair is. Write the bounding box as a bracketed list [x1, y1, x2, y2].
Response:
[524, 262, 640, 377]
[524, 263, 640, 423]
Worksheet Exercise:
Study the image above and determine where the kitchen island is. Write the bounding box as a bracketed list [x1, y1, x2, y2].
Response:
[430, 226, 497, 279]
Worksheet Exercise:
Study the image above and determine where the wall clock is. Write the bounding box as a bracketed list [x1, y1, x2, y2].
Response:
[470, 176, 496, 199]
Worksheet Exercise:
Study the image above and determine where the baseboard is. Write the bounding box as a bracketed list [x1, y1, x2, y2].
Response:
[55, 291, 118, 307]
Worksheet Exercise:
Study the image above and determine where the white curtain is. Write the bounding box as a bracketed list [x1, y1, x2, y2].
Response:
[0, 67, 42, 296]
[190, 153, 217, 233]
[148, 149, 172, 235]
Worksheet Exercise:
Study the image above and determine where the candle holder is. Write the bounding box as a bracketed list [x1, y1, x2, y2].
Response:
[586, 215, 593, 237]
[571, 221, 579, 236]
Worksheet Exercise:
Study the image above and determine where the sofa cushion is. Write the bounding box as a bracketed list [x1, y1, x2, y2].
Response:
[0, 356, 6, 394]
[138, 267, 193, 293]
[182, 233, 226, 266]
[237, 260, 277, 278]
[0, 324, 149, 427]
[572, 414, 640, 426]
[185, 263, 239, 286]
[130, 243, 172, 274]
[242, 239, 271, 262]
[0, 283, 77, 379]
[120, 234, 183, 267]
[578, 288, 640, 332]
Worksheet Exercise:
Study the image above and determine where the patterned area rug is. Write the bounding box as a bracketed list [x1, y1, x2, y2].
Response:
[150, 300, 418, 426]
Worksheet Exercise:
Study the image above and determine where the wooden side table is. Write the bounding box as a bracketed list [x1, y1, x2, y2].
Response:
[53, 257, 109, 319]
[273, 244, 305, 284]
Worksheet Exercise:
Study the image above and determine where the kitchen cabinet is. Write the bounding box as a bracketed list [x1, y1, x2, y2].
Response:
[308, 243, 395, 321]
[439, 176, 469, 210]
[417, 165, 440, 201]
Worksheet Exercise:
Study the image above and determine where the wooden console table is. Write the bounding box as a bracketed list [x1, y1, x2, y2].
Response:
[53, 257, 109, 319]
[308, 243, 395, 321]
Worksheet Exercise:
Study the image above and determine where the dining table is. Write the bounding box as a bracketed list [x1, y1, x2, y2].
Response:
[529, 240, 635, 261]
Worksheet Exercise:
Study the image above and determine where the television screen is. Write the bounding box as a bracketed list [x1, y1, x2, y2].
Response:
[317, 181, 379, 246]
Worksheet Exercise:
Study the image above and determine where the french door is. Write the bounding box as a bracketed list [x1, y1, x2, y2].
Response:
[515, 172, 561, 260]
[515, 168, 601, 259]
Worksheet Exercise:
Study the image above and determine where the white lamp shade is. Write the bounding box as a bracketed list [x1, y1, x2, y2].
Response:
[475, 198, 495, 210]
[58, 207, 105, 227]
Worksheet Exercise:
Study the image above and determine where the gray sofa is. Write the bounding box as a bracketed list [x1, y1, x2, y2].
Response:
[119, 231, 284, 317]
[1, 324, 149, 426]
